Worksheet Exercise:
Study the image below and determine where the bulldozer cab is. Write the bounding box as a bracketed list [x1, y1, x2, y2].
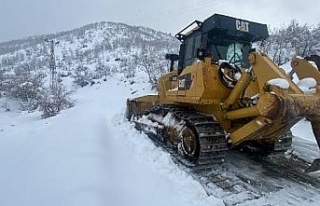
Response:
[208, 38, 251, 67]
[175, 14, 269, 71]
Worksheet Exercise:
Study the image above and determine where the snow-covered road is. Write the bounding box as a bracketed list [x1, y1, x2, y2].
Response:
[0, 75, 224, 206]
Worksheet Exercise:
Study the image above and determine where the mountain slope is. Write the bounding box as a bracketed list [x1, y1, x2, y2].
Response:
[0, 21, 179, 112]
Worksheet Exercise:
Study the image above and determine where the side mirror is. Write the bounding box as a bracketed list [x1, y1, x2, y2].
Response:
[165, 54, 179, 61]
[196, 48, 206, 61]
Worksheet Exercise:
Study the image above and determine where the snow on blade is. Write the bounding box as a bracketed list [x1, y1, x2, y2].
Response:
[297, 77, 317, 94]
[267, 78, 290, 89]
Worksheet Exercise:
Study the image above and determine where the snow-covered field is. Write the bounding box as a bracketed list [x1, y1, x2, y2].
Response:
[0, 74, 224, 206]
[0, 73, 319, 206]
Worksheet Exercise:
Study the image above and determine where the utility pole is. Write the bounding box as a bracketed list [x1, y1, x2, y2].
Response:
[44, 38, 59, 97]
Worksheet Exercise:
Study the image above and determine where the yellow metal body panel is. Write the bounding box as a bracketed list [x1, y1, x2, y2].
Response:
[291, 57, 320, 85]
[249, 53, 303, 93]
[162, 58, 231, 104]
[129, 51, 320, 149]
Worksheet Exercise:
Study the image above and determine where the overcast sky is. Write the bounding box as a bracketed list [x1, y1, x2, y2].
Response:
[1, 0, 320, 42]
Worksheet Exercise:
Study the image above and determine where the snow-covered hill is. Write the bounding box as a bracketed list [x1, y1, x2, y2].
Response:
[0, 21, 179, 113]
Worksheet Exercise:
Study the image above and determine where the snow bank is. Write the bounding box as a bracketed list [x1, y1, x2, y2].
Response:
[109, 114, 224, 206]
[0, 76, 224, 206]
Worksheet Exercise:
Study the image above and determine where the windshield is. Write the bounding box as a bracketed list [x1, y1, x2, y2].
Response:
[209, 38, 251, 68]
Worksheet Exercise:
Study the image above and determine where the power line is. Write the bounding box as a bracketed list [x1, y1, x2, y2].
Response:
[44, 38, 59, 97]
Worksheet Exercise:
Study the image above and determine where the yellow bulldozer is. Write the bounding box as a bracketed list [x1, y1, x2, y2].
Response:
[126, 14, 320, 172]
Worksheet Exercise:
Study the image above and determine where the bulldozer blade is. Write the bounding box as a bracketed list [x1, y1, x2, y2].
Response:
[305, 158, 320, 173]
